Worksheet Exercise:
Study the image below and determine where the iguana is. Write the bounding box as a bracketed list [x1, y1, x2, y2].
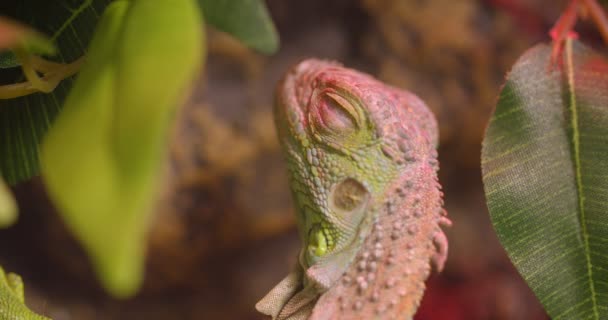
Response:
[256, 59, 450, 320]
[0, 266, 50, 319]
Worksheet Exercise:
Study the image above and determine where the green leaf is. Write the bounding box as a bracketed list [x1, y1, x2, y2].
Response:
[0, 177, 17, 228]
[41, 0, 205, 297]
[198, 0, 279, 54]
[0, 266, 50, 319]
[482, 39, 608, 320]
[0, 51, 20, 69]
[0, 0, 113, 185]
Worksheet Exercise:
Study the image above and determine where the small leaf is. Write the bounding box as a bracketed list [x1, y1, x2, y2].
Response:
[199, 0, 279, 54]
[482, 39, 608, 319]
[0, 177, 17, 228]
[41, 0, 204, 297]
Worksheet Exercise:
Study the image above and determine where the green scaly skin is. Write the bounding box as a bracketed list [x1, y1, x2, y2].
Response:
[0, 267, 50, 320]
[257, 60, 450, 319]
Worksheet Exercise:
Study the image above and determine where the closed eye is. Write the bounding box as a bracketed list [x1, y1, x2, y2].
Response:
[310, 90, 360, 135]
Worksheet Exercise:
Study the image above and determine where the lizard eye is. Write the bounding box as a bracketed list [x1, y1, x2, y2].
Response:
[310, 91, 360, 135]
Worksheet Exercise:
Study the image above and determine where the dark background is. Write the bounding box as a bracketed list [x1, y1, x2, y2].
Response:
[2, 0, 602, 318]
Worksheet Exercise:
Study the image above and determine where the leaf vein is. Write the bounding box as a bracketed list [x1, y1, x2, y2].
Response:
[566, 38, 599, 320]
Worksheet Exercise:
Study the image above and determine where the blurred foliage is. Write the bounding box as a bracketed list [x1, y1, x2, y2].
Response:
[482, 40, 608, 319]
[0, 0, 113, 185]
[0, 0, 280, 299]
[0, 0, 278, 186]
[40, 0, 204, 297]
[200, 0, 279, 54]
[0, 177, 16, 228]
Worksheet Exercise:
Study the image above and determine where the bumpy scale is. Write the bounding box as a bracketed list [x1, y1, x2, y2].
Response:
[256, 60, 450, 320]
[0, 266, 50, 320]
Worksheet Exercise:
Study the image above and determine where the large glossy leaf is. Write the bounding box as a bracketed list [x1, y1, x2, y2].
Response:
[482, 40, 608, 319]
[0, 0, 112, 185]
[199, 0, 279, 54]
[41, 0, 204, 297]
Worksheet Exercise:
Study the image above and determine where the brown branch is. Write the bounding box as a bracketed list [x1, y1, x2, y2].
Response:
[581, 0, 608, 44]
[0, 55, 85, 100]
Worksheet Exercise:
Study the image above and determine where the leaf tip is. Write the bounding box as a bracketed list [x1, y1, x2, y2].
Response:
[94, 242, 145, 299]
[0, 178, 17, 228]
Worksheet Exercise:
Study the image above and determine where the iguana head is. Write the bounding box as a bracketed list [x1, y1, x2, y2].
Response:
[260, 59, 448, 319]
[275, 59, 439, 289]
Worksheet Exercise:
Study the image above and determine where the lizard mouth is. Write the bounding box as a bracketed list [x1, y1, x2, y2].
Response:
[307, 223, 328, 264]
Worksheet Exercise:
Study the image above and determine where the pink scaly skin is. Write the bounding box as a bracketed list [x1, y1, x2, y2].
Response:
[257, 59, 450, 320]
[432, 217, 452, 273]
